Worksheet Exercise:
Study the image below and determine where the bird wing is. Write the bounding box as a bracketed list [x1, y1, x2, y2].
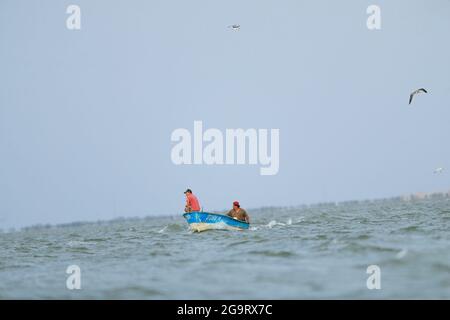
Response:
[409, 94, 414, 104]
[419, 88, 428, 93]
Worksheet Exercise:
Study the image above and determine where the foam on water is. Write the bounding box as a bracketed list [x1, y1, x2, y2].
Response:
[395, 249, 408, 259]
[158, 226, 168, 233]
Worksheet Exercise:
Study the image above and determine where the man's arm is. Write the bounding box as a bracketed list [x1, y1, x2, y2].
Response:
[184, 197, 191, 213]
[243, 210, 250, 223]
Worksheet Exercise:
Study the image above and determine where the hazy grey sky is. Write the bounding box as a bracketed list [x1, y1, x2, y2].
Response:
[1, 1, 450, 229]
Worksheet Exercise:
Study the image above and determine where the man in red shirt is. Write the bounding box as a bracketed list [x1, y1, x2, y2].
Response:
[184, 189, 201, 212]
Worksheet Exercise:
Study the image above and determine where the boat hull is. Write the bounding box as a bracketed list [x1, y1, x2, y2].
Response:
[183, 212, 249, 232]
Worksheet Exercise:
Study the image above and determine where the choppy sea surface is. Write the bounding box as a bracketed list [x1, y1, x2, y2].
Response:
[1, 197, 449, 299]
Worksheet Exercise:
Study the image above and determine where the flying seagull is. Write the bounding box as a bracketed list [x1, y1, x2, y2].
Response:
[228, 24, 240, 31]
[434, 167, 444, 174]
[409, 88, 427, 105]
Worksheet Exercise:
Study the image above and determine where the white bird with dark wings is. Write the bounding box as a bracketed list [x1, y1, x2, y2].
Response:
[409, 88, 428, 105]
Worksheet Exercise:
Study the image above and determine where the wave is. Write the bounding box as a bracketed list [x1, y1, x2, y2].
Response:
[66, 240, 88, 247]
[248, 217, 303, 231]
[265, 220, 286, 228]
[248, 250, 295, 257]
[83, 237, 109, 243]
[398, 225, 420, 232]
[395, 249, 408, 259]
[66, 240, 93, 253]
[157, 223, 185, 233]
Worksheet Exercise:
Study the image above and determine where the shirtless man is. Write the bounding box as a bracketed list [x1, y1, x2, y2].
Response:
[226, 201, 250, 223]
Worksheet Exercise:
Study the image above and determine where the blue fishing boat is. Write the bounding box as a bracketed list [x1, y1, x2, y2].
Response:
[183, 212, 249, 232]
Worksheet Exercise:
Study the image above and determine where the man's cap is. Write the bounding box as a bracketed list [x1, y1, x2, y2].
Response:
[233, 201, 240, 207]
[184, 189, 192, 194]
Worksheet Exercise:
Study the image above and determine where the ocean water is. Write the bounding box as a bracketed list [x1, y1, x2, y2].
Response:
[0, 197, 449, 299]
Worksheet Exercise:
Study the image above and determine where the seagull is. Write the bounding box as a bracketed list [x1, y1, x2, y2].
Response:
[434, 167, 444, 174]
[228, 24, 240, 31]
[409, 88, 427, 105]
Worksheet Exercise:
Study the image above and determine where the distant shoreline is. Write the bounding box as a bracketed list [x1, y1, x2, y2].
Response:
[1, 189, 449, 233]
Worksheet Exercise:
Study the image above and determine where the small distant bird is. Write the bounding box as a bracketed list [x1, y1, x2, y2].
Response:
[409, 88, 428, 105]
[228, 24, 240, 31]
[434, 167, 444, 174]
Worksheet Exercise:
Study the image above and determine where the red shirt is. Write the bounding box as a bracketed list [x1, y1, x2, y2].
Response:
[187, 194, 201, 211]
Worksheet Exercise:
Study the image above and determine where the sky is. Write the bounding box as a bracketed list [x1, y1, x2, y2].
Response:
[1, 0, 450, 229]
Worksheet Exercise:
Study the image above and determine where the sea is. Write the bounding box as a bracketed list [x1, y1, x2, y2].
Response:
[0, 197, 449, 299]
